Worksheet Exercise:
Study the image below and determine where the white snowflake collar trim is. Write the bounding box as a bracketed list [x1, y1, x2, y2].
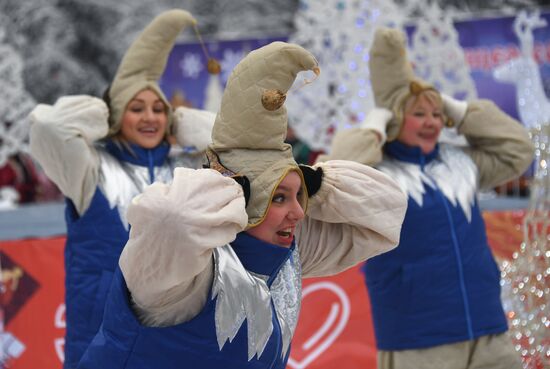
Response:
[378, 143, 478, 222]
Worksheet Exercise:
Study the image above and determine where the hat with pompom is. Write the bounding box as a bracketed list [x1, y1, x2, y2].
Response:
[368, 27, 445, 141]
[107, 9, 197, 136]
[207, 41, 320, 228]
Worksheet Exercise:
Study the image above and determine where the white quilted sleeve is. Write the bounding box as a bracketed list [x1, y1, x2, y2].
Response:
[296, 160, 407, 277]
[29, 95, 109, 214]
[119, 167, 248, 326]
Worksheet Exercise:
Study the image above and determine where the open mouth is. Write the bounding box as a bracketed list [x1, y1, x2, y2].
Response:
[419, 132, 438, 140]
[276, 227, 294, 240]
[139, 126, 159, 134]
[277, 230, 291, 238]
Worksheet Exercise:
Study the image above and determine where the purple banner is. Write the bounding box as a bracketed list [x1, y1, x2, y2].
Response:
[161, 13, 550, 122]
[160, 37, 285, 109]
[453, 13, 550, 120]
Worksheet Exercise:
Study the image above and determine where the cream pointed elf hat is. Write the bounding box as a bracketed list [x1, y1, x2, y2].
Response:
[107, 9, 196, 136]
[368, 27, 447, 141]
[207, 41, 320, 228]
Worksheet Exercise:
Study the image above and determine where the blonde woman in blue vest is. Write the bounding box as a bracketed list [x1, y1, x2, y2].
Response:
[29, 10, 214, 368]
[321, 27, 534, 369]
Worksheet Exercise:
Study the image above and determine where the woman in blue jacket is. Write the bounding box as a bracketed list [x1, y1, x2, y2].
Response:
[28, 10, 214, 369]
[76, 41, 408, 369]
[321, 27, 534, 369]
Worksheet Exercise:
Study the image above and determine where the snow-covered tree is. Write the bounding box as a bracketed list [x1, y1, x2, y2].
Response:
[0, 19, 35, 167]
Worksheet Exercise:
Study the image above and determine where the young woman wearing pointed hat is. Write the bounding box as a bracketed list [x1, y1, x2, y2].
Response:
[28, 10, 216, 369]
[321, 27, 534, 369]
[76, 41, 408, 369]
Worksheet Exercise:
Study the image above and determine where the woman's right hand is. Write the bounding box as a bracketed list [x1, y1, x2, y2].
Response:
[127, 167, 248, 250]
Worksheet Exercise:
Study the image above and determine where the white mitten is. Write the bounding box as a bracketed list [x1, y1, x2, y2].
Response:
[29, 95, 109, 143]
[121, 168, 248, 304]
[442, 94, 468, 127]
[128, 167, 248, 251]
[173, 107, 216, 152]
[359, 107, 393, 143]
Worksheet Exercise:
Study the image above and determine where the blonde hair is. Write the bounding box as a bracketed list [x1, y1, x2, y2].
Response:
[403, 89, 443, 114]
[401, 87, 451, 128]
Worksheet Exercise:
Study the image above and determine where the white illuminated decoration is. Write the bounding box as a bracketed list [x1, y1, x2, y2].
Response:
[498, 12, 550, 369]
[0, 22, 35, 167]
[287, 0, 406, 152]
[500, 124, 550, 368]
[408, 2, 477, 101]
[493, 10, 550, 130]
[287, 0, 475, 152]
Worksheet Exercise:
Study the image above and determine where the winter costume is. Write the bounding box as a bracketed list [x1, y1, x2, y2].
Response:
[320, 27, 533, 367]
[106, 9, 196, 135]
[77, 41, 408, 369]
[366, 140, 508, 350]
[29, 10, 214, 369]
[210, 42, 320, 227]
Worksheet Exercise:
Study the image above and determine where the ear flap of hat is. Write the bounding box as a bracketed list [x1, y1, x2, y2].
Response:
[368, 27, 434, 141]
[108, 9, 197, 135]
[208, 42, 320, 227]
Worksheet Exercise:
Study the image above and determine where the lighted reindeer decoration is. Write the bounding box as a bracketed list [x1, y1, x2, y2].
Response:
[493, 10, 550, 130]
[494, 10, 550, 369]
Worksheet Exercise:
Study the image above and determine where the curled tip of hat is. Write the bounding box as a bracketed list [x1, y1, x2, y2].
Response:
[108, 9, 197, 135]
[208, 41, 319, 227]
[212, 41, 319, 151]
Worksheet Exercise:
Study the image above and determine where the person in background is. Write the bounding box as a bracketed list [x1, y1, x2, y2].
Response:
[28, 10, 215, 369]
[77, 41, 407, 369]
[285, 125, 316, 164]
[0, 152, 61, 205]
[320, 27, 534, 369]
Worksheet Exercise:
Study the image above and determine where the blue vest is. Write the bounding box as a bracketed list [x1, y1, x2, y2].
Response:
[63, 141, 174, 368]
[363, 141, 507, 350]
[78, 233, 302, 369]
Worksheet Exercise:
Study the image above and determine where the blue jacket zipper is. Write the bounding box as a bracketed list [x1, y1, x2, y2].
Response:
[419, 150, 474, 339]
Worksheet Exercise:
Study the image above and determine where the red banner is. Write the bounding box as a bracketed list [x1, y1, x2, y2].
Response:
[0, 211, 525, 368]
[0, 237, 65, 368]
